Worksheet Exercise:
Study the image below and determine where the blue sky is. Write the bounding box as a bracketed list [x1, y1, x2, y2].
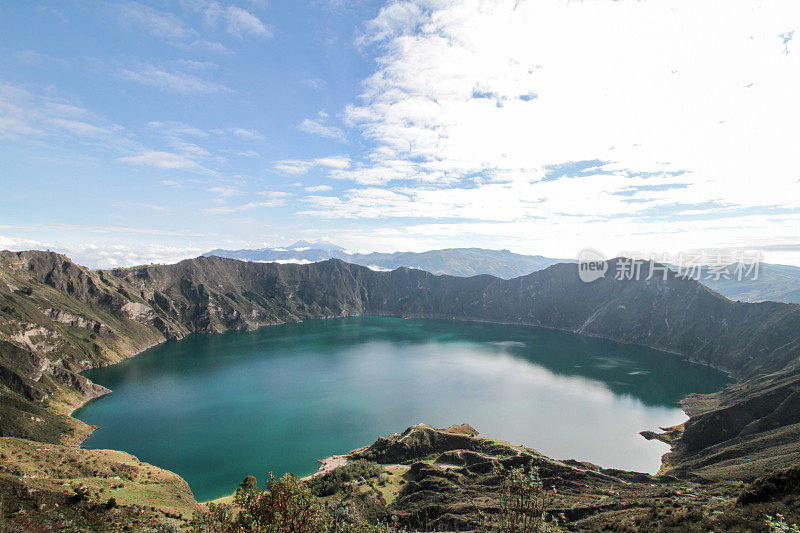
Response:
[1, 1, 799, 267]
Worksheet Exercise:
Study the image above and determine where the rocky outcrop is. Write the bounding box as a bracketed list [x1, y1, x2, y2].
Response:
[350, 424, 502, 464]
[326, 424, 735, 531]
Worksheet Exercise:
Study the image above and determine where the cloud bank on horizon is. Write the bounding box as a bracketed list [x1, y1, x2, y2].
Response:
[1, 0, 799, 268]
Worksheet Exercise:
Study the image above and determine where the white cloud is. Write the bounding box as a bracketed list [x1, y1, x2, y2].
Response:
[306, 0, 800, 256]
[148, 120, 209, 138]
[305, 185, 333, 192]
[117, 2, 193, 41]
[0, 234, 206, 269]
[119, 64, 230, 93]
[274, 159, 315, 175]
[302, 78, 327, 89]
[112, 202, 166, 211]
[298, 118, 345, 140]
[115, 3, 229, 52]
[146, 122, 265, 169]
[0, 81, 131, 146]
[191, 1, 272, 39]
[48, 118, 112, 137]
[259, 191, 292, 200]
[193, 39, 230, 53]
[255, 258, 316, 265]
[0, 116, 41, 139]
[209, 186, 240, 197]
[273, 156, 350, 176]
[225, 5, 272, 38]
[347, 1, 800, 192]
[360, 1, 424, 44]
[167, 138, 211, 157]
[214, 127, 264, 140]
[171, 59, 219, 71]
[10, 50, 69, 67]
[314, 156, 350, 169]
[119, 150, 203, 170]
[203, 191, 290, 213]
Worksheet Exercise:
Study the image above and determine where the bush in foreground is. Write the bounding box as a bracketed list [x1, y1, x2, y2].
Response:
[189, 472, 398, 533]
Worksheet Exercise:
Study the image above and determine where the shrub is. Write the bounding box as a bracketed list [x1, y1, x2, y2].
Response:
[494, 467, 562, 533]
[766, 514, 800, 533]
[71, 484, 90, 502]
[189, 470, 403, 533]
[190, 473, 330, 532]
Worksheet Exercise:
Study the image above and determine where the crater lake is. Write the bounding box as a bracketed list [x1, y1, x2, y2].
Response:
[74, 317, 730, 501]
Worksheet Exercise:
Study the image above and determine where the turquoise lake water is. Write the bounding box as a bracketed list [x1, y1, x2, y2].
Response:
[75, 317, 730, 501]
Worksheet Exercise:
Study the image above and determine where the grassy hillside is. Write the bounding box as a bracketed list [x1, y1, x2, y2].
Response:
[0, 436, 197, 531]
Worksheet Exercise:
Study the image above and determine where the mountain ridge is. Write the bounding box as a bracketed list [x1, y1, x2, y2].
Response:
[203, 246, 567, 279]
[204, 245, 800, 304]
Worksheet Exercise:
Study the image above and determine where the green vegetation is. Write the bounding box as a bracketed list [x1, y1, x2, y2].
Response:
[767, 514, 800, 533]
[190, 465, 571, 533]
[307, 461, 384, 497]
[494, 467, 561, 533]
[189, 473, 399, 533]
[0, 436, 197, 531]
[0, 389, 92, 445]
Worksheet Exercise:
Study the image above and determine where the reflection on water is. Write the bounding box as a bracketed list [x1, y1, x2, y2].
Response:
[75, 317, 730, 502]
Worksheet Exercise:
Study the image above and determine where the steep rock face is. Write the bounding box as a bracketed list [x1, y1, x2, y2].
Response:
[0, 251, 175, 432]
[107, 256, 371, 333]
[510, 264, 800, 378]
[2, 250, 800, 478]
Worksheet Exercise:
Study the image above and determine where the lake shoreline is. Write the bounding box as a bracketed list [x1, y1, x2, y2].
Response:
[74, 316, 729, 502]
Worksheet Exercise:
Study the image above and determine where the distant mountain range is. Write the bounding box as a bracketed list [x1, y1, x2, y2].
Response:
[204, 242, 566, 279]
[695, 263, 800, 304]
[205, 243, 800, 304]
